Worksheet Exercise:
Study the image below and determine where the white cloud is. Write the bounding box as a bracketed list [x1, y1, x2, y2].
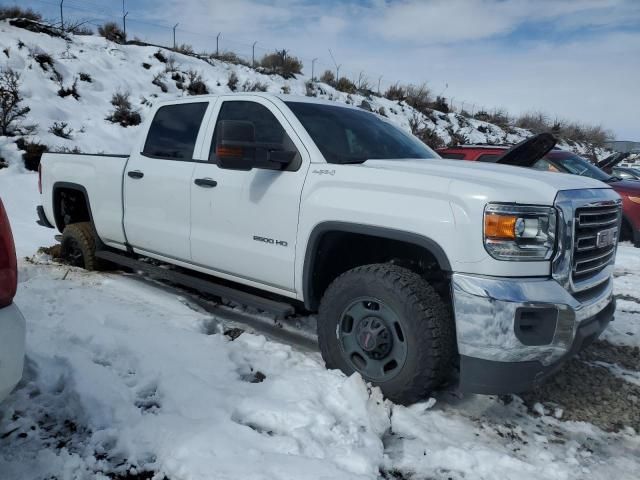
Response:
[48, 0, 640, 138]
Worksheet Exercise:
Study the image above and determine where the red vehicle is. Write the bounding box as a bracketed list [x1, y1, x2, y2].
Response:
[437, 145, 640, 246]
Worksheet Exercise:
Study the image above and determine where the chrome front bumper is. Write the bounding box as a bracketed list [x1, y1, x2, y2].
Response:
[451, 272, 614, 366]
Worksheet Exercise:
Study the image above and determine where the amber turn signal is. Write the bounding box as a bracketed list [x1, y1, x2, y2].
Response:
[485, 213, 517, 240]
[216, 146, 243, 157]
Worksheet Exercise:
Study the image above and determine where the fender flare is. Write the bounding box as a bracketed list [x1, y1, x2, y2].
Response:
[302, 221, 452, 310]
[51, 181, 95, 232]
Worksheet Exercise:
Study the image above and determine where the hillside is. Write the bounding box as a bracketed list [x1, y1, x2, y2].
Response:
[0, 19, 610, 170]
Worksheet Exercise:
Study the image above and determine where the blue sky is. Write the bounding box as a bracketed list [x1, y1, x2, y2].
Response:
[4, 0, 640, 139]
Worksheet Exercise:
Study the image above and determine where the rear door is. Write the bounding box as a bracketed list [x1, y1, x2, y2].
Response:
[124, 100, 211, 261]
[190, 96, 309, 292]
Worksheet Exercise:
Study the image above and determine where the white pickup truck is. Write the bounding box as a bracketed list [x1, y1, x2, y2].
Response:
[37, 93, 621, 403]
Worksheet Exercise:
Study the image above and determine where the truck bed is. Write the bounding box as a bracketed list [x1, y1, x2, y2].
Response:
[40, 152, 130, 246]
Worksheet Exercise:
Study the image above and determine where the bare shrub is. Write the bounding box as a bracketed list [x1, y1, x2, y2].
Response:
[152, 72, 168, 93]
[227, 72, 239, 92]
[242, 80, 268, 92]
[0, 67, 31, 136]
[64, 19, 93, 35]
[164, 55, 179, 73]
[385, 83, 406, 101]
[319, 70, 335, 85]
[58, 77, 79, 99]
[16, 138, 47, 171]
[106, 91, 141, 127]
[515, 111, 549, 133]
[48, 121, 73, 139]
[32, 51, 54, 71]
[259, 49, 303, 79]
[430, 96, 449, 113]
[405, 83, 433, 113]
[305, 80, 316, 97]
[409, 113, 445, 149]
[98, 22, 126, 44]
[174, 43, 194, 55]
[79, 72, 92, 82]
[154, 50, 167, 63]
[0, 6, 42, 21]
[211, 51, 249, 67]
[335, 76, 356, 94]
[185, 70, 208, 95]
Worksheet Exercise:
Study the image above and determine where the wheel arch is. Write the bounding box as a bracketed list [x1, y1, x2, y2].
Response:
[51, 181, 95, 233]
[302, 221, 452, 311]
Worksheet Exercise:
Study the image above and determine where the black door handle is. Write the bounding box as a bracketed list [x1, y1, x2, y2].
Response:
[194, 178, 218, 188]
[128, 170, 144, 179]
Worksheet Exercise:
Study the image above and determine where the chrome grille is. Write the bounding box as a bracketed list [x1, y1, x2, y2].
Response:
[572, 205, 620, 282]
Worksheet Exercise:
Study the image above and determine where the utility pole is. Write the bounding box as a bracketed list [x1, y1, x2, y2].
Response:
[328, 49, 340, 80]
[252, 41, 257, 67]
[123, 11, 128, 39]
[216, 32, 221, 57]
[377, 75, 383, 94]
[311, 57, 317, 81]
[173, 23, 178, 49]
[59, 0, 64, 31]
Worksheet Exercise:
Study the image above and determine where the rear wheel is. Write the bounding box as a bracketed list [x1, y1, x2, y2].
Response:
[317, 263, 455, 404]
[60, 222, 107, 271]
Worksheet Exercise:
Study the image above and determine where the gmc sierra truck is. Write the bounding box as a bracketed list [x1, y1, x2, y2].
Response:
[37, 94, 621, 403]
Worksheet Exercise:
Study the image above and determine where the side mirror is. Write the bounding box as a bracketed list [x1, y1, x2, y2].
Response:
[215, 120, 256, 171]
[215, 120, 296, 171]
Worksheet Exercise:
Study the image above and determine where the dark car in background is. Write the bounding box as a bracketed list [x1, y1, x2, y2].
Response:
[438, 145, 640, 246]
[610, 167, 640, 181]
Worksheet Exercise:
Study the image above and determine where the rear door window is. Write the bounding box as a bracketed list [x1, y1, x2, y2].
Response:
[143, 102, 208, 160]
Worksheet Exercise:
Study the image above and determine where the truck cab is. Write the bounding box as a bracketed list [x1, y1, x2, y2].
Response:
[37, 94, 621, 403]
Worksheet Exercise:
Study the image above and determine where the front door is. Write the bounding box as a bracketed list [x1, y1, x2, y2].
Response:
[190, 96, 309, 292]
[124, 100, 210, 261]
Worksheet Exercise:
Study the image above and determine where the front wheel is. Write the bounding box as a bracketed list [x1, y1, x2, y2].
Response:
[317, 264, 455, 404]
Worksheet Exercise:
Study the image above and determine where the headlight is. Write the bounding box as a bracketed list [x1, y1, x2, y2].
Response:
[484, 203, 557, 261]
[628, 196, 640, 205]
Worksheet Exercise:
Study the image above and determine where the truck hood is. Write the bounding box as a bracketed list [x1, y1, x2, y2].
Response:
[361, 158, 611, 204]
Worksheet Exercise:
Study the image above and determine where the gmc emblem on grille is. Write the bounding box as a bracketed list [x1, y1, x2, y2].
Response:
[596, 227, 617, 248]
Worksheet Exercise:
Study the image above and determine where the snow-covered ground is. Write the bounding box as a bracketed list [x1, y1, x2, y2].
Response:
[2, 170, 640, 480]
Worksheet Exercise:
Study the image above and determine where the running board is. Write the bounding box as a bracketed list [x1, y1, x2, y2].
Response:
[96, 250, 295, 318]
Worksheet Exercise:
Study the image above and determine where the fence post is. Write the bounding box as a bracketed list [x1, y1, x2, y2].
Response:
[252, 41, 257, 67]
[216, 32, 221, 56]
[311, 58, 317, 81]
[173, 23, 178, 49]
[123, 11, 128, 39]
[59, 0, 64, 31]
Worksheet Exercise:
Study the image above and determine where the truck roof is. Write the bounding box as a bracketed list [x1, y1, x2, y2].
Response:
[154, 92, 363, 110]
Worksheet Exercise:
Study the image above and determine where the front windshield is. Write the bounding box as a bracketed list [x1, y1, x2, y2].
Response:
[534, 152, 612, 182]
[285, 101, 438, 164]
